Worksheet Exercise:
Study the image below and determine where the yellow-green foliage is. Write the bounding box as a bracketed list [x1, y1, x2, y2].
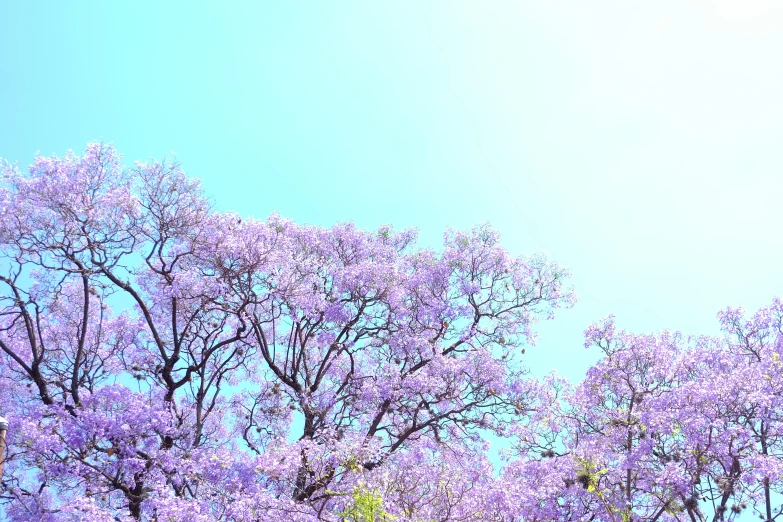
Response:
[340, 486, 395, 522]
[575, 457, 608, 493]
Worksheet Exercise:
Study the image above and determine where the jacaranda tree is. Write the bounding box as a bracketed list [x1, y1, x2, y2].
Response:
[0, 143, 575, 521]
[497, 307, 783, 522]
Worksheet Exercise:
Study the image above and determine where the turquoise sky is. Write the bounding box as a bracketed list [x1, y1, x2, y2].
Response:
[2, 1, 782, 385]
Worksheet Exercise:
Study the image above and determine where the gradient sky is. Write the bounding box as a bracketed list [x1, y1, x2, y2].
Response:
[2, 0, 782, 388]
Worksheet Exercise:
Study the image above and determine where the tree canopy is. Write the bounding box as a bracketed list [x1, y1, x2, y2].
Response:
[0, 143, 781, 522]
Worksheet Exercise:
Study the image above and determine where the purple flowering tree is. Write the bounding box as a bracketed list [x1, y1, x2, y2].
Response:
[714, 300, 783, 521]
[0, 143, 575, 521]
[500, 310, 783, 522]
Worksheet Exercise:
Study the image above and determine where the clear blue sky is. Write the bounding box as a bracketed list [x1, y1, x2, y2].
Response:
[2, 1, 782, 384]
